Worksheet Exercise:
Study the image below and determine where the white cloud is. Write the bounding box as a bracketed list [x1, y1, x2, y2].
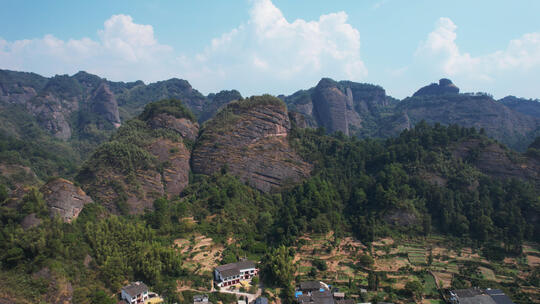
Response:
[0, 0, 367, 95]
[416, 17, 540, 81]
[0, 14, 176, 83]
[186, 0, 367, 94]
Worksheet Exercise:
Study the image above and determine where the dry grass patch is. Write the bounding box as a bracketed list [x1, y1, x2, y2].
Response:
[432, 272, 452, 289]
[527, 255, 540, 267]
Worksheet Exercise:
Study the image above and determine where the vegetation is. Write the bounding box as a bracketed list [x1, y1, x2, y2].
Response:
[139, 99, 196, 122]
[0, 93, 539, 303]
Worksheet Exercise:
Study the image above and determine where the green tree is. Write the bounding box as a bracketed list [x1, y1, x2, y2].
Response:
[260, 246, 295, 287]
[405, 280, 423, 300]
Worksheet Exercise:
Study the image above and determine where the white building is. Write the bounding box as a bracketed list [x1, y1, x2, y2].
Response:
[121, 281, 149, 304]
[214, 260, 258, 287]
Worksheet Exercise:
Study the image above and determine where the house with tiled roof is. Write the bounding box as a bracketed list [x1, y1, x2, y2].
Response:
[214, 260, 258, 287]
[121, 282, 149, 304]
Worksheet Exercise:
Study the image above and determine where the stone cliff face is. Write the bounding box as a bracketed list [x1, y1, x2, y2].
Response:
[192, 96, 312, 192]
[89, 82, 121, 127]
[40, 178, 94, 222]
[452, 138, 540, 184]
[500, 96, 540, 119]
[0, 69, 227, 143]
[312, 78, 361, 135]
[285, 78, 396, 137]
[400, 90, 539, 151]
[77, 100, 198, 214]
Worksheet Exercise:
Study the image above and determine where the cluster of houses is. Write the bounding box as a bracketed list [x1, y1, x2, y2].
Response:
[449, 288, 515, 304]
[295, 281, 354, 304]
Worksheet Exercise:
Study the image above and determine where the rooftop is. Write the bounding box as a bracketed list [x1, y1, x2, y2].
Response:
[299, 281, 322, 291]
[122, 281, 148, 297]
[215, 260, 256, 278]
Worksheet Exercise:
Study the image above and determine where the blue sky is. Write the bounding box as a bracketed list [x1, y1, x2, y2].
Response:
[1, 0, 539, 99]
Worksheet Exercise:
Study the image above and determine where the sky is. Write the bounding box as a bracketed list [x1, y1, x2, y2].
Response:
[1, 0, 539, 99]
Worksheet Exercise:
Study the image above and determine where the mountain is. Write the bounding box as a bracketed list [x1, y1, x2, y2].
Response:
[192, 95, 312, 192]
[499, 95, 540, 119]
[0, 69, 242, 187]
[76, 99, 197, 214]
[284, 78, 398, 137]
[284, 78, 540, 151]
[1, 97, 539, 304]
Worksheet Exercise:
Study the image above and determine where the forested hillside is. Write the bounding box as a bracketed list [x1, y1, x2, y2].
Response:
[0, 95, 538, 302]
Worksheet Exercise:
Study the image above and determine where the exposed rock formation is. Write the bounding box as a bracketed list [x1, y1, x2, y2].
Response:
[400, 92, 539, 151]
[21, 213, 41, 230]
[500, 96, 540, 119]
[192, 96, 312, 192]
[89, 82, 121, 127]
[452, 138, 540, 184]
[40, 178, 93, 222]
[285, 78, 396, 137]
[77, 100, 197, 214]
[413, 78, 459, 97]
[148, 113, 199, 141]
[312, 78, 361, 135]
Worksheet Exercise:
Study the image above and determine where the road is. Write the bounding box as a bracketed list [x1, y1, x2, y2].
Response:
[217, 285, 262, 303]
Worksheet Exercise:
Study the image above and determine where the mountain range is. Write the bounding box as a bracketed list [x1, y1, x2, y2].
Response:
[1, 69, 539, 303]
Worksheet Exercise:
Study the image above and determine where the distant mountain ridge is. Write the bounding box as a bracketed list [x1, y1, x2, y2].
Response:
[283, 78, 540, 151]
[1, 68, 539, 165]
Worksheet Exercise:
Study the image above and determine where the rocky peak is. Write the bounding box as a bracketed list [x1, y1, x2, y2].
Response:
[192, 95, 312, 192]
[312, 78, 359, 135]
[90, 82, 121, 127]
[413, 78, 460, 97]
[77, 99, 197, 214]
[40, 178, 93, 223]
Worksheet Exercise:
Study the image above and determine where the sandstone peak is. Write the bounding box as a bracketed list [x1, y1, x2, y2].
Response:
[192, 95, 312, 192]
[413, 78, 460, 97]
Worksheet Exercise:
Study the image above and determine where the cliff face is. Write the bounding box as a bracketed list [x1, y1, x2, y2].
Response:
[192, 96, 312, 192]
[452, 138, 540, 184]
[399, 92, 539, 151]
[284, 78, 397, 137]
[89, 82, 121, 127]
[500, 96, 540, 119]
[76, 100, 197, 214]
[40, 178, 94, 222]
[312, 78, 361, 135]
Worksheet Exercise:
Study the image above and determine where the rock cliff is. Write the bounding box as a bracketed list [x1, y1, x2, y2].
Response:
[76, 99, 197, 214]
[192, 95, 312, 192]
[40, 178, 94, 222]
[452, 138, 540, 184]
[399, 91, 539, 151]
[285, 78, 395, 136]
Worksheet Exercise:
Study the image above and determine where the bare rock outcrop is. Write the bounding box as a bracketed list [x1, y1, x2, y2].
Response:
[40, 178, 93, 222]
[191, 96, 312, 192]
[148, 113, 199, 140]
[452, 138, 540, 184]
[89, 82, 121, 127]
[77, 100, 197, 214]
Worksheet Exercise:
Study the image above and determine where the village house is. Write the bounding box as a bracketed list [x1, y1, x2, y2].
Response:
[214, 260, 258, 287]
[193, 294, 212, 304]
[295, 281, 335, 304]
[449, 288, 515, 304]
[121, 281, 149, 304]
